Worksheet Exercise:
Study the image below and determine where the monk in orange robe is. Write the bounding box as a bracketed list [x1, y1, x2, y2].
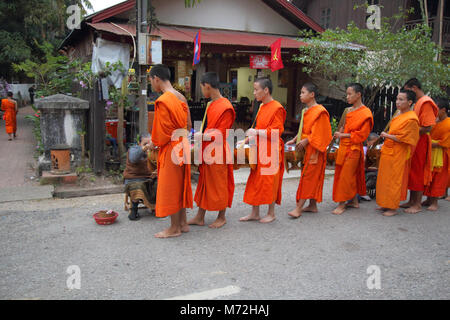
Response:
[1, 92, 18, 141]
[401, 78, 439, 213]
[240, 77, 286, 223]
[332, 83, 374, 215]
[423, 98, 450, 211]
[188, 72, 236, 229]
[148, 64, 193, 238]
[286, 83, 332, 218]
[376, 90, 420, 216]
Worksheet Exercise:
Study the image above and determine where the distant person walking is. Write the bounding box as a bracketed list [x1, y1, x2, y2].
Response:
[28, 85, 35, 105]
[1, 92, 18, 141]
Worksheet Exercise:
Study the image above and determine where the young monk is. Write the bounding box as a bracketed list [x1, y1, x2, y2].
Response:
[286, 83, 332, 218]
[1, 92, 18, 141]
[240, 77, 286, 223]
[332, 83, 374, 215]
[148, 64, 193, 238]
[376, 89, 420, 216]
[423, 98, 450, 211]
[188, 72, 236, 228]
[401, 78, 439, 213]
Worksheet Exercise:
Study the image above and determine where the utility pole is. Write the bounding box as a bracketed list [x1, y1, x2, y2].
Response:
[136, 0, 149, 137]
[437, 0, 444, 61]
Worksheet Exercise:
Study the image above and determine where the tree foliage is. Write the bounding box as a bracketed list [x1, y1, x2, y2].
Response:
[293, 7, 450, 108]
[0, 0, 92, 80]
[12, 41, 77, 96]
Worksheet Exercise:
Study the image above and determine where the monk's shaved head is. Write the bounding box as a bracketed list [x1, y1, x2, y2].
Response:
[255, 77, 273, 95]
[303, 82, 319, 98]
[399, 89, 416, 103]
[404, 78, 422, 90]
[201, 72, 220, 89]
[347, 83, 364, 95]
[150, 64, 171, 81]
[435, 97, 449, 112]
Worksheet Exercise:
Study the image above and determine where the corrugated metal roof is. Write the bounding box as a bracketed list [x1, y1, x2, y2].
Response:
[87, 23, 307, 48]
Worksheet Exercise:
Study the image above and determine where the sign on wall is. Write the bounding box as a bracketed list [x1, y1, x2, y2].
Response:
[249, 54, 271, 69]
[138, 34, 163, 65]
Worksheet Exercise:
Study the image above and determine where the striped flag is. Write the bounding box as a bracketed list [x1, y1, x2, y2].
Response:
[193, 29, 202, 66]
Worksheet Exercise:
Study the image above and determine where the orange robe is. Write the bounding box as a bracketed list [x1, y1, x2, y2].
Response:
[243, 100, 286, 206]
[296, 105, 332, 202]
[194, 98, 236, 211]
[376, 111, 420, 209]
[151, 91, 193, 217]
[332, 106, 373, 202]
[424, 117, 450, 198]
[408, 96, 438, 191]
[1, 99, 17, 134]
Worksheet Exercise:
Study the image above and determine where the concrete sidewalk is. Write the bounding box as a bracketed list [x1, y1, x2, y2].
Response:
[0, 106, 54, 204]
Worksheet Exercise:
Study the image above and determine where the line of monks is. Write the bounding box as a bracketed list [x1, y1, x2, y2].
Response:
[146, 64, 449, 239]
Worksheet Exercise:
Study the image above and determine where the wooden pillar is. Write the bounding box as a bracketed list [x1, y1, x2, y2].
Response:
[90, 81, 105, 174]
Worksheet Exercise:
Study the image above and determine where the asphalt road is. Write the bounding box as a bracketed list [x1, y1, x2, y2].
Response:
[0, 177, 449, 300]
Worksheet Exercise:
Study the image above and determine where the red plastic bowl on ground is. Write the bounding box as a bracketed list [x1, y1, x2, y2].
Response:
[93, 211, 119, 225]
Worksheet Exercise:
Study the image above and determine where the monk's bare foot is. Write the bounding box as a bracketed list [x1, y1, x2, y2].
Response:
[405, 205, 422, 214]
[209, 218, 227, 229]
[427, 204, 438, 211]
[302, 205, 318, 213]
[187, 217, 205, 226]
[259, 215, 276, 223]
[332, 204, 346, 215]
[346, 201, 359, 209]
[421, 200, 431, 207]
[181, 224, 190, 233]
[376, 206, 388, 211]
[239, 214, 260, 222]
[155, 227, 182, 239]
[382, 209, 398, 217]
[288, 207, 302, 218]
[445, 196, 450, 202]
[400, 201, 412, 208]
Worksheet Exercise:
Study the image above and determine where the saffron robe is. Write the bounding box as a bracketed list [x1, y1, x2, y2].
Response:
[1, 99, 17, 134]
[243, 100, 286, 206]
[332, 106, 374, 202]
[296, 105, 332, 202]
[194, 98, 236, 211]
[424, 117, 450, 198]
[376, 111, 420, 209]
[408, 96, 438, 191]
[151, 91, 193, 217]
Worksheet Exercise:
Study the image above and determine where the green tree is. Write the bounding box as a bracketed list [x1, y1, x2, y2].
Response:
[184, 0, 203, 8]
[0, 0, 92, 80]
[12, 41, 77, 96]
[294, 7, 450, 109]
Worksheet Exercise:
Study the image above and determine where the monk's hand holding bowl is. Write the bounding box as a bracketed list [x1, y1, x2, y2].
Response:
[148, 142, 158, 151]
[296, 138, 309, 152]
[286, 138, 296, 146]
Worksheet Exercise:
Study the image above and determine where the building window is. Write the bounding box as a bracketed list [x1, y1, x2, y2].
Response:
[320, 8, 331, 29]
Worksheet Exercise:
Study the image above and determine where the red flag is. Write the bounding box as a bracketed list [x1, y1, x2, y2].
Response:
[270, 38, 284, 72]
